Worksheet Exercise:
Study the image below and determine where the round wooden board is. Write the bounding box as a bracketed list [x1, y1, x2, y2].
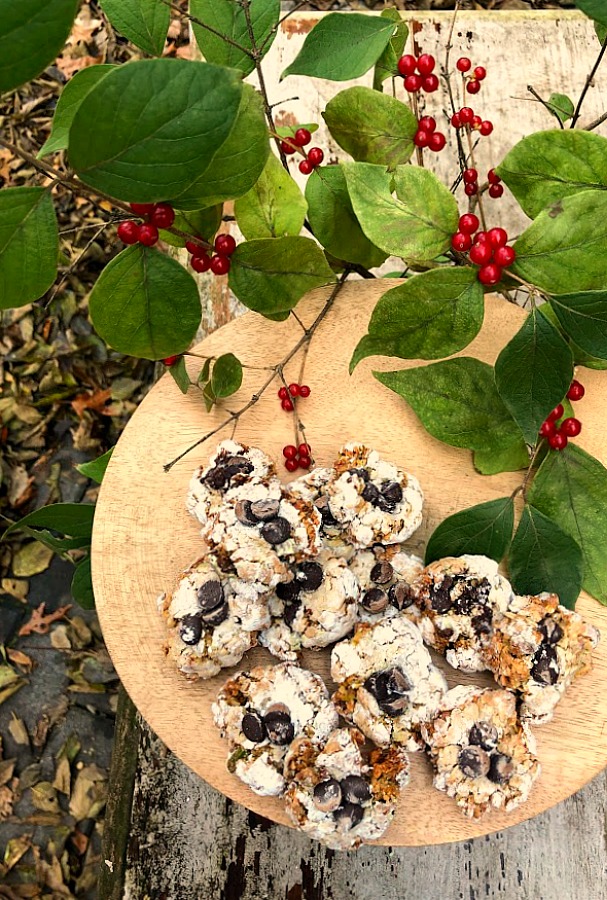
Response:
[92, 281, 607, 847]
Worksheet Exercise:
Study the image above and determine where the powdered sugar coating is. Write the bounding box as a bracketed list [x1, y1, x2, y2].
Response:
[289, 466, 355, 558]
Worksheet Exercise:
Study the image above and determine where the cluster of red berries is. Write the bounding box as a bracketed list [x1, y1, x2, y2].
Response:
[451, 218, 516, 286]
[487, 168, 504, 199]
[281, 128, 324, 176]
[185, 233, 236, 276]
[397, 53, 439, 94]
[277, 382, 311, 412]
[456, 57, 487, 95]
[117, 202, 176, 247]
[450, 106, 494, 137]
[539, 381, 585, 451]
[282, 442, 312, 472]
[414, 116, 447, 153]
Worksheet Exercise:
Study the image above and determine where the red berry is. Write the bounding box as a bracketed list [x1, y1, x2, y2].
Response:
[451, 113, 462, 128]
[562, 417, 582, 437]
[299, 159, 314, 175]
[459, 213, 479, 234]
[478, 263, 502, 286]
[488, 168, 501, 184]
[191, 253, 211, 273]
[493, 245, 516, 267]
[278, 387, 288, 400]
[548, 431, 568, 451]
[459, 107, 474, 125]
[417, 53, 436, 75]
[210, 254, 230, 276]
[479, 120, 494, 136]
[452, 232, 472, 252]
[398, 54, 417, 77]
[117, 220, 140, 244]
[469, 242, 493, 265]
[214, 233, 237, 256]
[294, 128, 312, 147]
[299, 385, 311, 398]
[428, 132, 446, 152]
[138, 223, 159, 247]
[298, 455, 312, 470]
[162, 355, 179, 367]
[539, 419, 557, 438]
[186, 238, 206, 256]
[418, 116, 436, 134]
[308, 147, 324, 167]
[422, 74, 439, 93]
[414, 130, 430, 149]
[474, 66, 487, 81]
[567, 380, 585, 401]
[298, 443, 311, 456]
[281, 139, 297, 155]
[464, 183, 478, 196]
[288, 383, 300, 396]
[474, 231, 489, 243]
[281, 398, 294, 412]
[472, 115, 483, 129]
[149, 203, 175, 229]
[457, 57, 472, 72]
[487, 227, 508, 249]
[548, 404, 565, 421]
[466, 79, 481, 95]
[463, 168, 478, 184]
[489, 184, 504, 198]
[285, 458, 299, 472]
[404, 74, 423, 93]
[129, 202, 155, 216]
[283, 445, 298, 459]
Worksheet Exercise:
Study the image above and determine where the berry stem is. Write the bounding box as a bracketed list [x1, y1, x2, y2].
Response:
[463, 127, 488, 232]
[411, 93, 425, 168]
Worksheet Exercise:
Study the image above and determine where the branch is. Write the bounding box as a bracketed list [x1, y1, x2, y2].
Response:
[161, 0, 254, 57]
[527, 85, 564, 129]
[440, 1, 467, 173]
[570, 31, 607, 128]
[584, 110, 607, 131]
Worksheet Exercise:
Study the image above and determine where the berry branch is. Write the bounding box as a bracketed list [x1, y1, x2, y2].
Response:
[570, 31, 607, 128]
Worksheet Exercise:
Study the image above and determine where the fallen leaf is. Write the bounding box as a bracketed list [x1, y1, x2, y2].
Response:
[31, 781, 61, 814]
[50, 625, 72, 650]
[0, 758, 15, 786]
[12, 543, 54, 578]
[2, 835, 31, 872]
[8, 713, 29, 747]
[19, 602, 72, 636]
[7, 465, 35, 508]
[6, 649, 34, 672]
[71, 388, 111, 418]
[1, 579, 28, 601]
[69, 764, 106, 820]
[0, 785, 14, 819]
[31, 695, 69, 750]
[56, 54, 104, 76]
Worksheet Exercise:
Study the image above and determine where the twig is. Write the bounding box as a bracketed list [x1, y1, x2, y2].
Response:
[161, 0, 254, 57]
[570, 32, 607, 128]
[44, 222, 109, 308]
[463, 128, 487, 230]
[527, 85, 564, 129]
[440, 2, 467, 172]
[584, 110, 607, 131]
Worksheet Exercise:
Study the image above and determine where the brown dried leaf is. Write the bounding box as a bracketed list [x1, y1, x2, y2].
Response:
[7, 465, 35, 508]
[19, 602, 72, 636]
[8, 713, 29, 747]
[0, 784, 14, 819]
[69, 764, 106, 820]
[50, 625, 72, 650]
[2, 835, 32, 873]
[53, 757, 72, 796]
[6, 648, 34, 671]
[0, 758, 16, 786]
[70, 388, 111, 418]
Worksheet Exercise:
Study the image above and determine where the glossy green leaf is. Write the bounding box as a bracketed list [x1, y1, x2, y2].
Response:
[191, 0, 280, 77]
[89, 246, 201, 359]
[546, 93, 574, 125]
[71, 556, 95, 609]
[76, 448, 114, 484]
[99, 0, 169, 56]
[229, 237, 335, 319]
[0, 0, 79, 93]
[351, 268, 483, 370]
[373, 9, 408, 91]
[323, 87, 417, 168]
[575, 0, 607, 27]
[549, 290, 607, 360]
[596, 21, 607, 43]
[305, 165, 386, 269]
[508, 505, 583, 609]
[169, 357, 190, 394]
[344, 163, 458, 263]
[497, 131, 607, 218]
[425, 497, 514, 565]
[69, 59, 243, 202]
[281, 13, 394, 81]
[162, 206, 223, 249]
[38, 65, 115, 158]
[494, 308, 574, 444]
[211, 353, 243, 398]
[375, 358, 521, 453]
[513, 190, 607, 293]
[473, 438, 530, 476]
[570, 338, 607, 370]
[4, 503, 95, 539]
[528, 444, 607, 604]
[234, 154, 307, 240]
[0, 187, 58, 309]
[276, 122, 319, 140]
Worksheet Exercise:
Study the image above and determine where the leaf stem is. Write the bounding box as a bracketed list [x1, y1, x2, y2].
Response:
[570, 31, 607, 128]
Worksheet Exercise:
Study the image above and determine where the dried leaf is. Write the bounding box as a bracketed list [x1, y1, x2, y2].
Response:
[19, 602, 72, 636]
[53, 757, 72, 796]
[50, 625, 72, 650]
[0, 758, 15, 786]
[0, 785, 14, 819]
[69, 764, 106, 820]
[8, 713, 29, 747]
[1, 579, 28, 601]
[12, 542, 54, 578]
[31, 781, 61, 814]
[70, 388, 111, 418]
[6, 649, 34, 671]
[2, 835, 31, 872]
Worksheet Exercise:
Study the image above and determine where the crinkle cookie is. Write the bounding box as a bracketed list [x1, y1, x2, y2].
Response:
[330, 618, 447, 750]
[187, 440, 277, 526]
[159, 556, 257, 680]
[326, 443, 424, 549]
[484, 592, 600, 723]
[284, 727, 409, 850]
[421, 685, 540, 819]
[348, 545, 424, 622]
[212, 663, 338, 797]
[258, 547, 360, 661]
[413, 555, 514, 673]
[289, 467, 354, 558]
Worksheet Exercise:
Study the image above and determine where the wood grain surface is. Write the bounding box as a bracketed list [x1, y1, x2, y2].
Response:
[92, 280, 607, 847]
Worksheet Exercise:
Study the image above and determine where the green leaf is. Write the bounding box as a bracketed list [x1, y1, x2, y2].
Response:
[528, 444, 607, 604]
[4, 503, 95, 539]
[0, 0, 79, 94]
[169, 356, 191, 394]
[69, 59, 243, 203]
[38, 65, 115, 158]
[211, 353, 243, 398]
[595, 21, 607, 43]
[198, 357, 212, 384]
[71, 557, 95, 610]
[344, 163, 458, 264]
[496, 130, 607, 219]
[513, 190, 607, 293]
[163, 206, 223, 249]
[88, 245, 201, 359]
[76, 449, 114, 484]
[575, 1, 607, 27]
[570, 338, 607, 370]
[508, 505, 583, 609]
[191, 0, 280, 78]
[546, 93, 574, 125]
[234, 154, 307, 240]
[99, 0, 169, 56]
[549, 290, 607, 360]
[175, 85, 270, 209]
[473, 438, 530, 476]
[305, 165, 386, 269]
[351, 268, 483, 370]
[276, 123, 319, 140]
[425, 497, 515, 565]
[494, 308, 574, 444]
[281, 13, 394, 82]
[375, 358, 521, 453]
[373, 9, 408, 91]
[229, 236, 335, 319]
[0, 187, 58, 309]
[323, 87, 417, 168]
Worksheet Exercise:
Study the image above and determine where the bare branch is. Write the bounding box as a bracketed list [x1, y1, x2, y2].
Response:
[570, 31, 607, 128]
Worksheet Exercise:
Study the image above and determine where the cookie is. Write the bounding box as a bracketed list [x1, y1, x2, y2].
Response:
[348, 545, 424, 623]
[421, 685, 540, 819]
[484, 592, 600, 723]
[413, 555, 514, 673]
[331, 618, 447, 750]
[212, 662, 338, 797]
[284, 727, 409, 850]
[258, 546, 360, 661]
[289, 466, 354, 558]
[326, 443, 424, 548]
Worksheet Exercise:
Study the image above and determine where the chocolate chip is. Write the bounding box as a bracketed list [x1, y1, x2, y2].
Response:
[361, 483, 380, 505]
[204, 466, 227, 490]
[531, 644, 559, 685]
[313, 779, 342, 813]
[250, 499, 280, 522]
[242, 710, 266, 743]
[468, 722, 499, 751]
[334, 803, 364, 831]
[276, 580, 301, 603]
[316, 496, 339, 527]
[458, 745, 490, 778]
[348, 467, 369, 481]
[179, 615, 202, 645]
[429, 584, 453, 614]
[197, 580, 224, 612]
[389, 581, 415, 610]
[200, 601, 229, 627]
[539, 617, 564, 645]
[370, 561, 394, 584]
[263, 709, 294, 745]
[381, 481, 403, 505]
[261, 517, 292, 545]
[296, 561, 324, 592]
[487, 752, 514, 784]
[361, 588, 388, 614]
[364, 667, 411, 715]
[341, 775, 371, 805]
[283, 601, 301, 627]
[235, 499, 257, 526]
[471, 609, 493, 636]
[225, 456, 254, 477]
